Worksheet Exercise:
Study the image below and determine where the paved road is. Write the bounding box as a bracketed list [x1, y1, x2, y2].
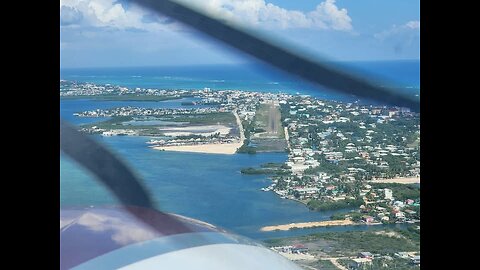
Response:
[284, 127, 291, 149]
[233, 110, 245, 142]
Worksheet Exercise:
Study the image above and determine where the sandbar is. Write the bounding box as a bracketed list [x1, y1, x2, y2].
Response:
[260, 219, 357, 232]
[152, 141, 243, 155]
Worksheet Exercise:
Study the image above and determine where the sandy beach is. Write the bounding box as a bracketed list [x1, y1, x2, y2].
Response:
[260, 219, 356, 232]
[152, 141, 243, 155]
[152, 111, 245, 155]
[368, 177, 420, 184]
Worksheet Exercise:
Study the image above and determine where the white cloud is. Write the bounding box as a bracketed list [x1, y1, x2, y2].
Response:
[375, 20, 420, 40]
[60, 0, 174, 31]
[405, 20, 420, 29]
[374, 20, 420, 54]
[308, 0, 352, 30]
[183, 0, 352, 30]
[60, 5, 83, 26]
[60, 0, 353, 31]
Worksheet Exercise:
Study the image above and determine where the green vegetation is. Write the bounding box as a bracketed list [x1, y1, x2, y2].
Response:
[331, 211, 363, 222]
[240, 167, 278, 175]
[81, 116, 167, 136]
[337, 259, 355, 269]
[250, 139, 287, 152]
[241, 120, 255, 139]
[370, 183, 420, 201]
[286, 100, 421, 180]
[333, 121, 367, 138]
[307, 198, 363, 211]
[239, 104, 287, 153]
[316, 231, 419, 254]
[241, 163, 289, 175]
[260, 163, 284, 168]
[164, 112, 236, 126]
[83, 116, 133, 129]
[237, 120, 258, 154]
[305, 156, 346, 176]
[338, 257, 419, 270]
[236, 140, 257, 154]
[311, 260, 338, 270]
[264, 227, 420, 257]
[253, 104, 283, 138]
[175, 134, 219, 140]
[82, 112, 237, 137]
[241, 105, 289, 154]
[398, 225, 420, 243]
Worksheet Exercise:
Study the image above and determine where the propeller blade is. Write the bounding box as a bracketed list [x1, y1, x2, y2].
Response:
[131, 0, 419, 112]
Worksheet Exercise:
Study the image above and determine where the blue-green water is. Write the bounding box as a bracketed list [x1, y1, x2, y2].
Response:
[62, 98, 342, 239]
[60, 61, 417, 239]
[60, 61, 420, 104]
[60, 99, 408, 239]
[61, 137, 350, 239]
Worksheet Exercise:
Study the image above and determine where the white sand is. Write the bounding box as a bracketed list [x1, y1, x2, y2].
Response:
[152, 111, 245, 155]
[368, 177, 420, 184]
[260, 219, 356, 232]
[152, 141, 243, 155]
[159, 125, 232, 137]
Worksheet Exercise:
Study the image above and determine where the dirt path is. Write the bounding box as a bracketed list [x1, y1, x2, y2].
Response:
[330, 258, 348, 270]
[319, 257, 349, 270]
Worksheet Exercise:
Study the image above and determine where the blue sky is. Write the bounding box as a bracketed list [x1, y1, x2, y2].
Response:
[60, 0, 419, 68]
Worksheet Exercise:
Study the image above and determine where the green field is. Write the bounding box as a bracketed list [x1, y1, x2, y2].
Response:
[263, 227, 420, 257]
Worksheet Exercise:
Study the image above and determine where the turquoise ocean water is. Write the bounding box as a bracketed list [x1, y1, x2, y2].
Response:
[60, 61, 417, 239]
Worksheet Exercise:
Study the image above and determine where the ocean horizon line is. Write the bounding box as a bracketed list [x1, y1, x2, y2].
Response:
[60, 59, 420, 71]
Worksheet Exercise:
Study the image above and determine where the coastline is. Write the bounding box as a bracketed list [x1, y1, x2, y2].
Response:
[152, 142, 243, 155]
[61, 62, 420, 240]
[151, 110, 245, 155]
[260, 219, 363, 231]
[368, 177, 420, 184]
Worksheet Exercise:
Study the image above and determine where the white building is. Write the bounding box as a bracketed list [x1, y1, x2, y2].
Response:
[384, 188, 393, 200]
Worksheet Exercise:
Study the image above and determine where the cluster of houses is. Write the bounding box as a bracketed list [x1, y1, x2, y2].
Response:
[60, 81, 122, 96]
[260, 96, 420, 212]
[271, 246, 420, 269]
[349, 252, 420, 269]
[60, 80, 191, 97]
[357, 184, 420, 224]
[266, 171, 420, 224]
[75, 106, 221, 118]
[66, 81, 421, 224]
[270, 244, 309, 255]
[281, 97, 420, 178]
[395, 252, 420, 265]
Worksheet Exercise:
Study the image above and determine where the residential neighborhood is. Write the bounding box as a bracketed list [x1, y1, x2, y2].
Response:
[64, 80, 420, 225]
